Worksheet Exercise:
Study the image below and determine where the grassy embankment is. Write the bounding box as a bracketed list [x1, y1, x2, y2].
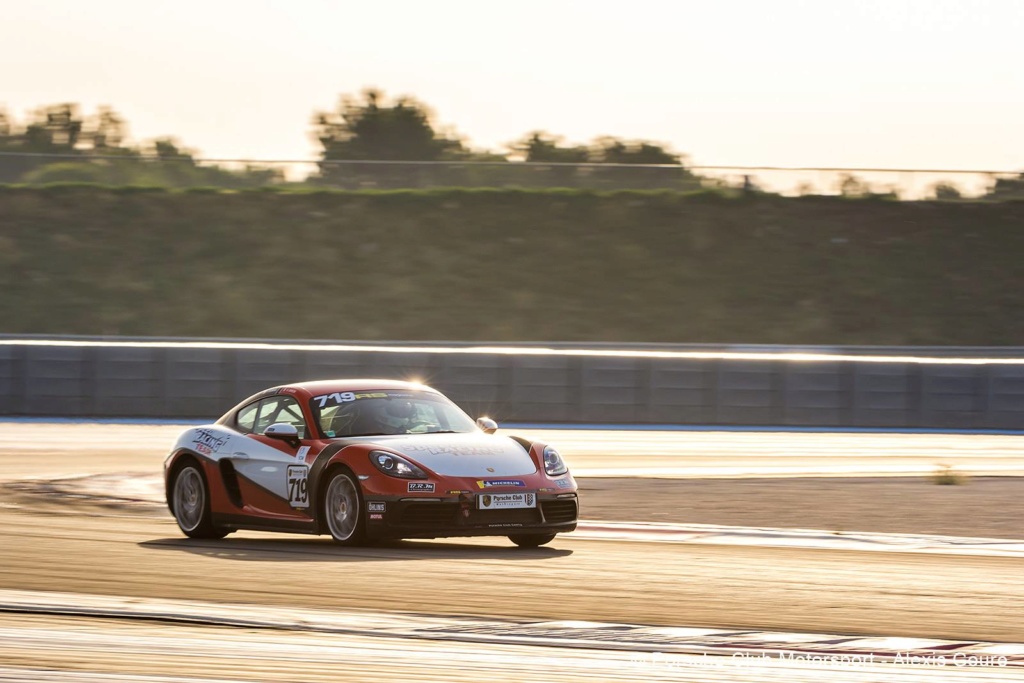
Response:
[2, 185, 1022, 344]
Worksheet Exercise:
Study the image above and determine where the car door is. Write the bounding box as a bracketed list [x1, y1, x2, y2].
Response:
[232, 395, 313, 519]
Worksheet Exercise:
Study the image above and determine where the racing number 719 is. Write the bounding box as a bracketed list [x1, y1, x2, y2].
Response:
[287, 465, 309, 508]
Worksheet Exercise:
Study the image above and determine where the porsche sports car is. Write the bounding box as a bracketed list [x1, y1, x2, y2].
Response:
[164, 380, 579, 547]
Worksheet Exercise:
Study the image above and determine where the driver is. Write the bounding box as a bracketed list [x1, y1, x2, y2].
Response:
[349, 399, 416, 435]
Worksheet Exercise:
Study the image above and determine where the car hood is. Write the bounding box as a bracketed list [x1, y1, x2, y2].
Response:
[346, 432, 537, 477]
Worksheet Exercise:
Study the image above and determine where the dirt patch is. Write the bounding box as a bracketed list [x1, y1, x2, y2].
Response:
[581, 476, 1024, 539]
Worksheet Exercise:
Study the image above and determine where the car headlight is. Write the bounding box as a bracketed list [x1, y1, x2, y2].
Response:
[369, 450, 428, 479]
[543, 445, 568, 476]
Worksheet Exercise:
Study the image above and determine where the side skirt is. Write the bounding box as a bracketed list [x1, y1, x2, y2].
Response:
[214, 513, 320, 535]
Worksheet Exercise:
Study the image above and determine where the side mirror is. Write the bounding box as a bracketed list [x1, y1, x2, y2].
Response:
[476, 417, 498, 434]
[265, 422, 300, 446]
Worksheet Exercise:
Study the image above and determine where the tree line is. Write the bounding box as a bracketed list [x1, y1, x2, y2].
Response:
[0, 90, 697, 190]
[2, 91, 1020, 196]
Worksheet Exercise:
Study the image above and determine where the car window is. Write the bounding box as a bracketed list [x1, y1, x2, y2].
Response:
[310, 390, 476, 437]
[236, 401, 259, 434]
[255, 396, 307, 438]
[408, 401, 447, 432]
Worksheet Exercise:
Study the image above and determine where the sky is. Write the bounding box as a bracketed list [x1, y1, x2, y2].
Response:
[2, 0, 1022, 171]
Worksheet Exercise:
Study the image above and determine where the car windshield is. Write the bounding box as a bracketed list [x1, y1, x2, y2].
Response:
[310, 390, 479, 438]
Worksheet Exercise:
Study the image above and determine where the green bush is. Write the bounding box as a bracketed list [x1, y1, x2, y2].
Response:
[932, 465, 969, 485]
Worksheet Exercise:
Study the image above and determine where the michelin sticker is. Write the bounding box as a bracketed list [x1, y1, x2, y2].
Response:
[476, 479, 526, 489]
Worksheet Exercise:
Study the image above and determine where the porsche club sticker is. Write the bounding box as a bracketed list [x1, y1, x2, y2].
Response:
[286, 465, 309, 508]
[408, 482, 435, 493]
[478, 492, 536, 510]
[476, 479, 526, 489]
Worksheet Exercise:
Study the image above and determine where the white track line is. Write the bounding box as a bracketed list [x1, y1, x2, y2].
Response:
[575, 521, 1024, 558]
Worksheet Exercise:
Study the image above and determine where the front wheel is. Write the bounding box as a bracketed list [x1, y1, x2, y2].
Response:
[509, 533, 557, 548]
[322, 469, 367, 546]
[171, 462, 228, 539]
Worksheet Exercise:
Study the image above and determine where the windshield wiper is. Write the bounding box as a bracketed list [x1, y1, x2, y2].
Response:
[341, 432, 390, 437]
[424, 430, 458, 434]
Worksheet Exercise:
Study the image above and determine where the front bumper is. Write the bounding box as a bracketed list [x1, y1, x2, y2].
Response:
[364, 492, 578, 539]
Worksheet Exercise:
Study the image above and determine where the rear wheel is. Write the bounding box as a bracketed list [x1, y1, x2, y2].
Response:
[508, 533, 557, 548]
[171, 462, 228, 539]
[323, 469, 367, 546]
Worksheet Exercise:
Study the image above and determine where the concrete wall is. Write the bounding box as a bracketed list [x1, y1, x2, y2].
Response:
[1, 339, 1022, 429]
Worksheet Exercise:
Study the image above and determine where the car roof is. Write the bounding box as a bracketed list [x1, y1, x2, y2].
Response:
[218, 379, 443, 425]
[284, 379, 440, 395]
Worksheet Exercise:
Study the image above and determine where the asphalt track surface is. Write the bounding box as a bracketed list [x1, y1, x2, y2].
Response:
[3, 424, 1024, 681]
[6, 613, 1022, 683]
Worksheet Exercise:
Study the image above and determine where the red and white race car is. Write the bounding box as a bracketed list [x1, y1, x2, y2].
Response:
[164, 380, 579, 547]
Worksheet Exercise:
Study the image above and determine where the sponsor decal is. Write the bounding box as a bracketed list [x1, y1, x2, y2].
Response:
[408, 482, 435, 493]
[369, 513, 383, 520]
[476, 479, 526, 489]
[367, 501, 386, 513]
[192, 429, 228, 455]
[295, 446, 311, 463]
[286, 465, 309, 508]
[447, 489, 470, 495]
[312, 391, 396, 408]
[478, 492, 536, 510]
[555, 478, 573, 489]
[406, 444, 505, 457]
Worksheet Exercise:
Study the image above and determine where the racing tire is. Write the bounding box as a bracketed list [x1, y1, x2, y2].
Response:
[171, 461, 229, 540]
[508, 533, 557, 548]
[322, 468, 368, 546]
